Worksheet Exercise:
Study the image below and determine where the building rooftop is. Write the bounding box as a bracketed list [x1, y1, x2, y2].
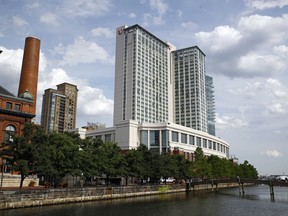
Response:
[0, 85, 15, 97]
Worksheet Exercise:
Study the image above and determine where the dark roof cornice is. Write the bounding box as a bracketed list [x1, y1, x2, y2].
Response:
[0, 108, 35, 118]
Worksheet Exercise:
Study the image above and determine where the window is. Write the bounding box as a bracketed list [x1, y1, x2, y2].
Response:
[105, 134, 112, 142]
[140, 130, 148, 146]
[213, 142, 216, 150]
[196, 137, 201, 147]
[189, 135, 194, 145]
[150, 130, 159, 146]
[14, 104, 20, 111]
[6, 102, 12, 109]
[161, 130, 168, 147]
[172, 131, 178, 142]
[181, 133, 187, 144]
[4, 125, 15, 143]
[208, 140, 212, 149]
[203, 139, 207, 148]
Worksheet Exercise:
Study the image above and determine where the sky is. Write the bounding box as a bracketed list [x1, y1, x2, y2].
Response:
[0, 0, 288, 176]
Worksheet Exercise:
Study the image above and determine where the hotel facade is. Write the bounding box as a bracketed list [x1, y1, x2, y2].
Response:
[73, 24, 229, 159]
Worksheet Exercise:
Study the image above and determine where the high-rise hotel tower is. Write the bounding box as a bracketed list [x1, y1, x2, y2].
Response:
[114, 25, 174, 125]
[173, 47, 207, 132]
[74, 24, 229, 159]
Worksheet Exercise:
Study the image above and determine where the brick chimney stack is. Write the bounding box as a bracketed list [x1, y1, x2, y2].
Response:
[18, 37, 41, 115]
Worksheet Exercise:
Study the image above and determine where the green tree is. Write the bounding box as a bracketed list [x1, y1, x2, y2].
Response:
[77, 137, 104, 184]
[192, 147, 212, 180]
[237, 160, 258, 179]
[158, 153, 178, 183]
[208, 155, 237, 179]
[100, 141, 125, 186]
[37, 132, 79, 187]
[0, 123, 47, 188]
[124, 145, 148, 184]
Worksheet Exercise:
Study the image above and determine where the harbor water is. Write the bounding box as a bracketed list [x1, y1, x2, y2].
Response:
[1, 185, 288, 216]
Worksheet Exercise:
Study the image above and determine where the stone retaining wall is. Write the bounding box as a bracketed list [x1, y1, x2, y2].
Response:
[0, 183, 239, 210]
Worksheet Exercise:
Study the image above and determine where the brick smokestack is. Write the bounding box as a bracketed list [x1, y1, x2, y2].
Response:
[18, 37, 41, 115]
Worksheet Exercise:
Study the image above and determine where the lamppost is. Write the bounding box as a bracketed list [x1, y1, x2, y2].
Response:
[1, 158, 6, 190]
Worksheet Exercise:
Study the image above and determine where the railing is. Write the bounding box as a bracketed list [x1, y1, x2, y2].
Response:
[187, 178, 288, 201]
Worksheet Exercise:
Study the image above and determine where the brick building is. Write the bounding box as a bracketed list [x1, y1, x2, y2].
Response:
[0, 36, 40, 162]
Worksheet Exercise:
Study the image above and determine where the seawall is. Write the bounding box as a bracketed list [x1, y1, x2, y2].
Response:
[0, 183, 240, 210]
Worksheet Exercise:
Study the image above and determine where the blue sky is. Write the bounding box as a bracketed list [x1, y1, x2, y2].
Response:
[0, 0, 288, 176]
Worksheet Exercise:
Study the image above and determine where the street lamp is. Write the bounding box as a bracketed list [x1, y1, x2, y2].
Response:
[1, 159, 7, 190]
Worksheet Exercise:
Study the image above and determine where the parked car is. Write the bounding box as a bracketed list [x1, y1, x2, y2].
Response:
[160, 177, 175, 183]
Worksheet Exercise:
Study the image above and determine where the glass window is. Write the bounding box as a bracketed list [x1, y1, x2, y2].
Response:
[14, 104, 20, 111]
[140, 130, 148, 146]
[196, 137, 201, 147]
[6, 102, 12, 109]
[189, 135, 194, 145]
[172, 131, 178, 142]
[203, 139, 207, 148]
[161, 130, 168, 147]
[181, 133, 187, 144]
[4, 125, 15, 143]
[105, 134, 111, 142]
[208, 140, 212, 149]
[213, 142, 216, 150]
[150, 130, 159, 146]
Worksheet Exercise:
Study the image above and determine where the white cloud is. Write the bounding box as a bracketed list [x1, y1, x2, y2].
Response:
[25, 2, 40, 9]
[143, 0, 168, 25]
[13, 16, 28, 27]
[91, 27, 114, 38]
[60, 37, 112, 65]
[38, 68, 73, 93]
[196, 26, 242, 54]
[77, 86, 113, 116]
[62, 0, 112, 17]
[261, 150, 283, 158]
[245, 0, 288, 10]
[181, 21, 198, 30]
[237, 53, 286, 76]
[36, 67, 113, 126]
[195, 14, 288, 78]
[149, 0, 168, 15]
[177, 10, 182, 17]
[216, 113, 248, 129]
[261, 78, 288, 116]
[50, 43, 66, 56]
[129, 13, 136, 18]
[40, 13, 59, 25]
[0, 47, 25, 93]
[238, 14, 288, 45]
[273, 45, 288, 57]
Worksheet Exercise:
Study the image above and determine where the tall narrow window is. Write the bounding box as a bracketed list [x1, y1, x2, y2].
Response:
[4, 125, 16, 143]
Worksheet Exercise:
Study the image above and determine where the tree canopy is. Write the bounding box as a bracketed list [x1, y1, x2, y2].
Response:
[0, 123, 259, 188]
